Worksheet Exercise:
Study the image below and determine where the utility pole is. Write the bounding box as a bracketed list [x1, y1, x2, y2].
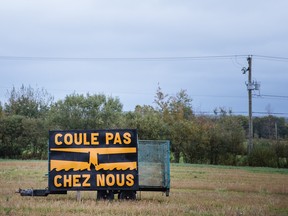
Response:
[247, 56, 253, 155]
[242, 55, 254, 155]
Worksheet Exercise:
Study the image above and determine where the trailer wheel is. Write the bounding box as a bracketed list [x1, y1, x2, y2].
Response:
[97, 190, 114, 200]
[118, 191, 136, 200]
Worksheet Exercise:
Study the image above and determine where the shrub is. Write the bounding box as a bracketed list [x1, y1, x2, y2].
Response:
[248, 140, 278, 167]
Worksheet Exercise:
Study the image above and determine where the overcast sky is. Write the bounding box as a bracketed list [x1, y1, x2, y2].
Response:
[0, 0, 288, 115]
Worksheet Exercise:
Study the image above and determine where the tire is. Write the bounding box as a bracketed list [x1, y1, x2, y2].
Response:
[97, 190, 114, 200]
[118, 190, 136, 200]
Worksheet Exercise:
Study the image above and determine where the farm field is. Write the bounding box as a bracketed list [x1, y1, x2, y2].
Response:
[0, 160, 287, 216]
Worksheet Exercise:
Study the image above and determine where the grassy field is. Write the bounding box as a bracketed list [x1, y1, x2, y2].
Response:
[0, 160, 287, 216]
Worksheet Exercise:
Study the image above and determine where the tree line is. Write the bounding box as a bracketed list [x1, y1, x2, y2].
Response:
[0, 85, 287, 168]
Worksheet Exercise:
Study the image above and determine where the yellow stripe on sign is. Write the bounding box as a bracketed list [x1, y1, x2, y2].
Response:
[50, 160, 90, 171]
[50, 160, 137, 171]
[50, 147, 137, 171]
[96, 162, 137, 171]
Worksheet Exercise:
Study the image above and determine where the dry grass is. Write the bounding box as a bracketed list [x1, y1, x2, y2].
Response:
[0, 160, 287, 216]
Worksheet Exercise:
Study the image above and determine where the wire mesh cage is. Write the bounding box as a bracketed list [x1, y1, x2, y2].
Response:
[138, 140, 170, 189]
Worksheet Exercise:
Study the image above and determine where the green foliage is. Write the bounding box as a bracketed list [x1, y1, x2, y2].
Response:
[48, 93, 123, 130]
[124, 105, 167, 140]
[5, 85, 53, 118]
[0, 85, 53, 159]
[273, 140, 288, 168]
[154, 84, 169, 111]
[178, 120, 209, 164]
[154, 87, 194, 162]
[0, 84, 288, 169]
[0, 115, 25, 158]
[0, 115, 49, 159]
[205, 115, 245, 165]
[21, 118, 49, 159]
[168, 89, 194, 120]
[248, 140, 278, 167]
[254, 115, 288, 139]
[0, 102, 3, 117]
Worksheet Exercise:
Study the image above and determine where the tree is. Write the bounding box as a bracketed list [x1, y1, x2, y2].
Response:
[48, 93, 123, 130]
[248, 140, 278, 167]
[154, 84, 169, 112]
[0, 102, 3, 118]
[0, 115, 25, 158]
[274, 140, 288, 168]
[169, 89, 194, 121]
[254, 116, 288, 139]
[207, 115, 245, 165]
[1, 85, 53, 159]
[124, 105, 167, 140]
[154, 86, 194, 162]
[173, 119, 208, 163]
[21, 117, 49, 159]
[5, 85, 53, 118]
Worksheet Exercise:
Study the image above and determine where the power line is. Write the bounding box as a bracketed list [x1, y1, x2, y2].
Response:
[0, 54, 287, 63]
[253, 55, 288, 62]
[0, 55, 248, 62]
[1, 54, 288, 62]
[260, 94, 288, 98]
[252, 111, 288, 116]
[253, 94, 288, 100]
[194, 111, 288, 116]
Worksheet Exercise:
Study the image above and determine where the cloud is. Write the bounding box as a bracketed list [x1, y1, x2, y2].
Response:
[0, 0, 288, 114]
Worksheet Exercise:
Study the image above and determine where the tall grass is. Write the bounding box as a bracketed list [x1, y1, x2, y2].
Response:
[0, 160, 287, 215]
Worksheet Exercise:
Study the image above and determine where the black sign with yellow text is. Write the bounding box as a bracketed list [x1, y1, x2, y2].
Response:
[48, 129, 138, 191]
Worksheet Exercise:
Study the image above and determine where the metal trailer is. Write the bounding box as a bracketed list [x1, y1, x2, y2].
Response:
[17, 139, 170, 200]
